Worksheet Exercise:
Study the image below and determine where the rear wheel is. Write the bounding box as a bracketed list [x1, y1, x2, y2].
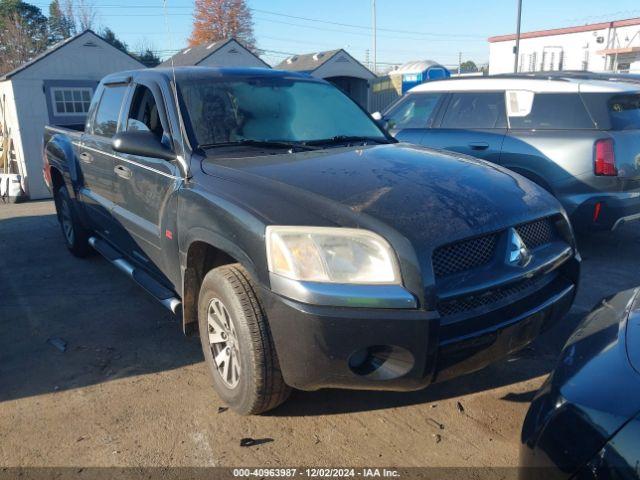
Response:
[198, 264, 291, 415]
[53, 186, 91, 257]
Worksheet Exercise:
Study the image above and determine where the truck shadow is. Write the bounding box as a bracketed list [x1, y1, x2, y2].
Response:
[0, 211, 203, 404]
[1, 207, 639, 416]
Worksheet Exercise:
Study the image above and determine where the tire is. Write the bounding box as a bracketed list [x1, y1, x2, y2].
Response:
[198, 264, 291, 415]
[53, 185, 92, 258]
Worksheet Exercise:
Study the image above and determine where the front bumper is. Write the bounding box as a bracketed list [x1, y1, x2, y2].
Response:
[259, 272, 576, 392]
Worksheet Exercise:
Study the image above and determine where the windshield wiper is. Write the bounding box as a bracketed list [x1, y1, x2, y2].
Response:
[304, 135, 391, 147]
[199, 139, 317, 152]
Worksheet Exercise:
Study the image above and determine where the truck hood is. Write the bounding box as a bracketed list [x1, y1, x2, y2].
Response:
[201, 143, 562, 248]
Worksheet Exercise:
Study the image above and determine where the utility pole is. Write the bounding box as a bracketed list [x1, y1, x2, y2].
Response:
[513, 0, 523, 73]
[458, 52, 462, 75]
[372, 0, 377, 74]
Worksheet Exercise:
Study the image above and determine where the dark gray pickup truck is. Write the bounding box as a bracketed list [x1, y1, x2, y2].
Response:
[43, 67, 580, 414]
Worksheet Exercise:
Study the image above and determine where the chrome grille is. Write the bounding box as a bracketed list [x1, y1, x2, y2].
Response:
[515, 217, 556, 249]
[432, 234, 498, 279]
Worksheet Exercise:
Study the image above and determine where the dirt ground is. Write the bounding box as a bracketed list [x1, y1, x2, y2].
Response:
[1, 200, 639, 468]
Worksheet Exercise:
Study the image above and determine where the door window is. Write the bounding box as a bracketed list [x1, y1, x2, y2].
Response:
[385, 93, 443, 130]
[93, 85, 127, 137]
[126, 85, 166, 141]
[508, 93, 595, 130]
[441, 92, 507, 129]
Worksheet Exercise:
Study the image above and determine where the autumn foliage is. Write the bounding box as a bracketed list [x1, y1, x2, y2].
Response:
[189, 0, 256, 51]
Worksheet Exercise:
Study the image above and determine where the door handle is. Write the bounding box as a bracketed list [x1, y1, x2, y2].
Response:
[114, 164, 133, 180]
[469, 142, 490, 151]
[79, 152, 93, 163]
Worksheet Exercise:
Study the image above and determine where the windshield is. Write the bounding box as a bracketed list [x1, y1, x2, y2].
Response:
[177, 77, 387, 147]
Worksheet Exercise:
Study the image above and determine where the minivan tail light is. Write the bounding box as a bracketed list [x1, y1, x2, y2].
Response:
[594, 139, 617, 176]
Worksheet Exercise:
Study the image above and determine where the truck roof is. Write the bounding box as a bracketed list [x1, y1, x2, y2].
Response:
[101, 66, 319, 85]
[410, 76, 640, 94]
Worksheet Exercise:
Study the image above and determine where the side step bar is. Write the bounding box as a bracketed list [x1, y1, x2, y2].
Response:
[88, 236, 182, 314]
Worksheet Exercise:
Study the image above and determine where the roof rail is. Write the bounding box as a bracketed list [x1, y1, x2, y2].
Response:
[491, 71, 640, 84]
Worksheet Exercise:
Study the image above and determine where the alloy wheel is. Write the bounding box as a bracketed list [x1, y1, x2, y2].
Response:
[207, 298, 241, 388]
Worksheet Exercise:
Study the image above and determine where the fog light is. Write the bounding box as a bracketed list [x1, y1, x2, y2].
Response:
[348, 345, 414, 380]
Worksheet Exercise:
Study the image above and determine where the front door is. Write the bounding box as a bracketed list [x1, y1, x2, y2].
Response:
[385, 92, 446, 144]
[110, 82, 181, 279]
[421, 91, 507, 164]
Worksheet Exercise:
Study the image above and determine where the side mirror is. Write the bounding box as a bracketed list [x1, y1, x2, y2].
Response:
[112, 131, 176, 161]
[371, 111, 388, 130]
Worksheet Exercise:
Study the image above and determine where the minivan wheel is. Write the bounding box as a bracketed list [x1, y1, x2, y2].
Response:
[198, 264, 291, 415]
[53, 186, 91, 257]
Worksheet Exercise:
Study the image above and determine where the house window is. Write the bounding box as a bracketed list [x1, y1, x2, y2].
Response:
[51, 87, 93, 115]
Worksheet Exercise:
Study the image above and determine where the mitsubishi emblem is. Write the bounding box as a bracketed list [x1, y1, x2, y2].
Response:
[506, 228, 532, 267]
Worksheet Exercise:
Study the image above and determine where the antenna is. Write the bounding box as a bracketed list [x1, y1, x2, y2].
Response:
[162, 0, 190, 177]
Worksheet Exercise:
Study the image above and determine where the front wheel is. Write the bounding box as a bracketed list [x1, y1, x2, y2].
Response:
[198, 264, 291, 415]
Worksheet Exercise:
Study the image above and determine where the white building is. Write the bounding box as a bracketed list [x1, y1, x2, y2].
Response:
[0, 30, 145, 200]
[489, 17, 640, 75]
[158, 38, 269, 69]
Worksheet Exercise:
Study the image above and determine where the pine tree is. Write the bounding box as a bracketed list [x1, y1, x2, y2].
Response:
[100, 27, 127, 53]
[135, 49, 160, 67]
[48, 0, 73, 44]
[189, 0, 256, 51]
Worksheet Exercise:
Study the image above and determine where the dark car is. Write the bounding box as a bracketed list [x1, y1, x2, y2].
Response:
[43, 67, 580, 414]
[521, 288, 640, 479]
[377, 76, 640, 231]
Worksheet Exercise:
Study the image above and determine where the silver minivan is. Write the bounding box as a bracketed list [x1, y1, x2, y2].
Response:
[379, 76, 640, 231]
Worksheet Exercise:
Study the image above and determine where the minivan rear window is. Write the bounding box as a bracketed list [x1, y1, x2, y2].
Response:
[508, 93, 595, 130]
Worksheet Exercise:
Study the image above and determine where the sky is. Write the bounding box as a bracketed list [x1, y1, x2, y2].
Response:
[28, 0, 640, 68]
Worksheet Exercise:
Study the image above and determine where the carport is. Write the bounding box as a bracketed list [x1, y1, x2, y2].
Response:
[275, 49, 376, 109]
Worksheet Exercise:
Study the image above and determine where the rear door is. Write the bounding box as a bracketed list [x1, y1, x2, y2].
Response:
[501, 92, 603, 190]
[421, 91, 507, 163]
[110, 80, 182, 278]
[384, 92, 446, 144]
[77, 82, 129, 235]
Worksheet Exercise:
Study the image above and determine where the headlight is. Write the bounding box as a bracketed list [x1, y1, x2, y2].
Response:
[266, 226, 401, 284]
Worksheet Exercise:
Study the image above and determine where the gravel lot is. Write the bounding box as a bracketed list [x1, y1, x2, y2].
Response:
[1, 200, 639, 468]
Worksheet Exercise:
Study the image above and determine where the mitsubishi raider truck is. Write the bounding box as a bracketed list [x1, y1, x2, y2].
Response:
[378, 76, 640, 231]
[43, 67, 580, 415]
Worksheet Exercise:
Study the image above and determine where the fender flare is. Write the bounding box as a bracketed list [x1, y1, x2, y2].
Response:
[179, 227, 262, 335]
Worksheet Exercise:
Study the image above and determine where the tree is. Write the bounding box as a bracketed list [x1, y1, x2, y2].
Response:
[74, 0, 95, 31]
[58, 0, 96, 33]
[48, 0, 74, 43]
[135, 49, 160, 67]
[0, 0, 48, 75]
[132, 39, 160, 67]
[100, 27, 127, 52]
[189, 0, 256, 51]
[460, 60, 478, 73]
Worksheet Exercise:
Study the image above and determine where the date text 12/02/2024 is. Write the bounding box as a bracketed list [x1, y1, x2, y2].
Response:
[232, 469, 401, 477]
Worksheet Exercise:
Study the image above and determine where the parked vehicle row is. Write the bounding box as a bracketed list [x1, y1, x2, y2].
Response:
[378, 76, 640, 231]
[41, 66, 638, 476]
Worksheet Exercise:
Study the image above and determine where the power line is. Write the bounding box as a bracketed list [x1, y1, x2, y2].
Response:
[30, 2, 487, 40]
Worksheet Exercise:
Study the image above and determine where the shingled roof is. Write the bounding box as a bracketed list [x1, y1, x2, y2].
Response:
[274, 49, 342, 72]
[158, 38, 269, 68]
